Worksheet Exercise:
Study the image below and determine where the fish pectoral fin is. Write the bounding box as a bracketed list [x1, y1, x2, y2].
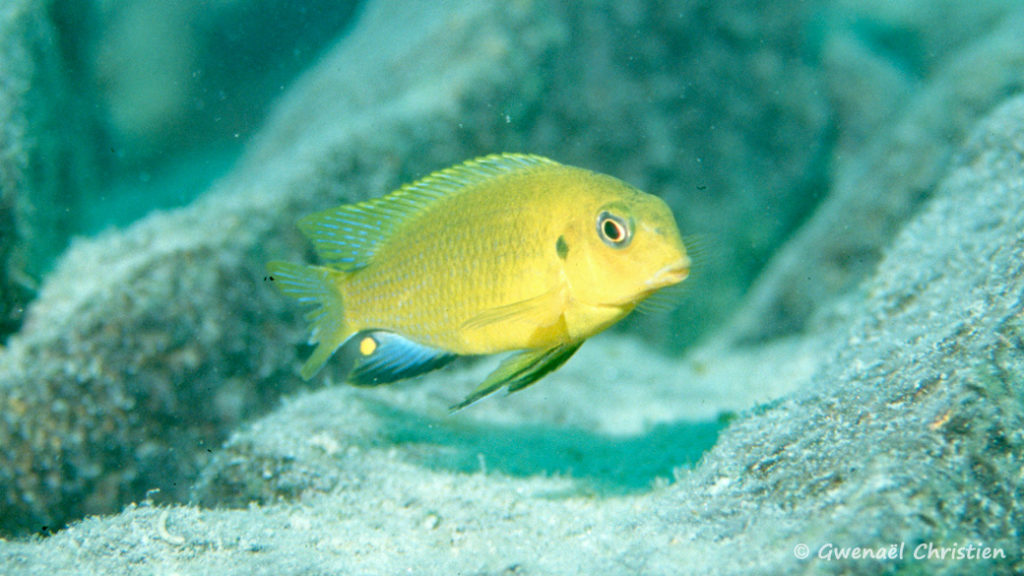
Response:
[450, 342, 584, 411]
[345, 331, 456, 386]
[460, 287, 566, 332]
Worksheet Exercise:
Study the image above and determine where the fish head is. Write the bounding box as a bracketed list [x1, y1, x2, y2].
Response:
[561, 176, 689, 314]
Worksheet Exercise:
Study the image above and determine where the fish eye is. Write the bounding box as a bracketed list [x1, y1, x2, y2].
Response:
[597, 211, 631, 248]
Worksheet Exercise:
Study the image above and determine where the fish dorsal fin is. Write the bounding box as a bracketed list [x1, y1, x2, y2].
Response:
[298, 154, 558, 269]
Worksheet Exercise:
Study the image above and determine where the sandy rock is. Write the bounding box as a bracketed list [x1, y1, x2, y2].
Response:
[4, 83, 1022, 576]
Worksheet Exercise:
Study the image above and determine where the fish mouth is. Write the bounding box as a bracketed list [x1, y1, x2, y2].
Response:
[645, 258, 691, 290]
[594, 257, 692, 309]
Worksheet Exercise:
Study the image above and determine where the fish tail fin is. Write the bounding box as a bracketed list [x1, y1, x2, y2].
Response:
[266, 260, 354, 380]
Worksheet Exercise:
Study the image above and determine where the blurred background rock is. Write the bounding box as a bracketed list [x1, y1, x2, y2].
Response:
[71, 0, 359, 226]
[2, 0, 833, 349]
[5, 0, 1017, 349]
[1, 0, 358, 340]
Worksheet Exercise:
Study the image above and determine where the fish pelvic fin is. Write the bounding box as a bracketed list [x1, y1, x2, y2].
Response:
[450, 341, 584, 411]
[266, 260, 354, 380]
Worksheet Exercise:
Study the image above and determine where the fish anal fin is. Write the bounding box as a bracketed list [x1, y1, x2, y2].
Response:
[300, 333, 353, 380]
[346, 331, 456, 386]
[450, 341, 584, 411]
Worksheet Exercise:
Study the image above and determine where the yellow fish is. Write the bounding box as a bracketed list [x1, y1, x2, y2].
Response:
[267, 154, 689, 409]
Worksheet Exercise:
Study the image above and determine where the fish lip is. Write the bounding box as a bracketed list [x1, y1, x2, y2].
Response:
[645, 259, 690, 289]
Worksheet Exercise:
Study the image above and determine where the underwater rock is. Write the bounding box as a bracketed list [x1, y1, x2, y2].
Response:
[0, 0, 833, 538]
[635, 92, 1024, 574]
[186, 91, 1024, 575]
[516, 2, 831, 349]
[2, 80, 1022, 576]
[725, 6, 1024, 345]
[246, 0, 833, 354]
[188, 332, 816, 509]
[0, 0, 561, 537]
